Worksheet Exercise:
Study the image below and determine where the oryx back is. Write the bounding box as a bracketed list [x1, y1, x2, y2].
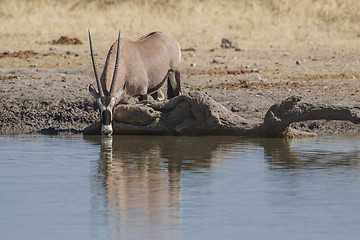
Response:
[101, 32, 181, 103]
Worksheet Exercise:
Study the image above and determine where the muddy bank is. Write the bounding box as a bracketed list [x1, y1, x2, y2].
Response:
[1, 43, 360, 136]
[0, 67, 97, 134]
[1, 66, 359, 136]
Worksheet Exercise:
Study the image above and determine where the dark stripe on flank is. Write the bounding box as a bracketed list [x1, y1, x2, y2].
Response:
[147, 73, 168, 94]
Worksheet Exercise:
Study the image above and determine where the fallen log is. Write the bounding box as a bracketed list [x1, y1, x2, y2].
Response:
[83, 91, 360, 137]
[253, 95, 360, 137]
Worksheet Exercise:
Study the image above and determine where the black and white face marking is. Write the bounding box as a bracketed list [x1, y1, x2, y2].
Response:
[88, 30, 122, 136]
[97, 97, 116, 135]
[102, 109, 112, 126]
[89, 84, 125, 135]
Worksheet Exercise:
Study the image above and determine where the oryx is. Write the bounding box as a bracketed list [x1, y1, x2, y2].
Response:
[88, 30, 182, 135]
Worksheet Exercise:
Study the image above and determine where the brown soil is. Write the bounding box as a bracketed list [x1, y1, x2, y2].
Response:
[0, 37, 359, 135]
[0, 50, 59, 59]
[50, 36, 83, 45]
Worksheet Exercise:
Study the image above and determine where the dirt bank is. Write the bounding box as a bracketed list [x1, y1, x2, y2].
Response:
[0, 39, 359, 135]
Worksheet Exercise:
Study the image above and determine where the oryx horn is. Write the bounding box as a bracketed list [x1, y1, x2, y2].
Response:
[109, 30, 121, 97]
[88, 29, 104, 98]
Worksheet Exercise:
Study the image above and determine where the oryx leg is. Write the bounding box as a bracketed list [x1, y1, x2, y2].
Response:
[175, 71, 181, 95]
[139, 94, 148, 101]
[151, 90, 165, 100]
[167, 70, 181, 99]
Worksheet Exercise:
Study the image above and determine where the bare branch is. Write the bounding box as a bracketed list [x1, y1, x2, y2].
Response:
[255, 96, 360, 137]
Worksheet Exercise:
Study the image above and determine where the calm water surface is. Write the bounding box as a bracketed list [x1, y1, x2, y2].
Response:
[1, 134, 360, 240]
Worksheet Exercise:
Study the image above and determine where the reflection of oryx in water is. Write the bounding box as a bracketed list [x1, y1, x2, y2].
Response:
[88, 31, 182, 135]
[97, 136, 182, 240]
[88, 135, 240, 239]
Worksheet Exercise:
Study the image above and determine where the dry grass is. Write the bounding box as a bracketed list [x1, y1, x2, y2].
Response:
[0, 0, 360, 50]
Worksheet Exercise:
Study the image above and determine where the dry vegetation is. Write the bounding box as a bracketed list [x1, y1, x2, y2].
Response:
[1, 0, 360, 49]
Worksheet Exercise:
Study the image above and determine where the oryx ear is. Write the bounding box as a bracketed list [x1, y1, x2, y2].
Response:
[89, 84, 100, 99]
[114, 88, 124, 102]
[114, 83, 126, 101]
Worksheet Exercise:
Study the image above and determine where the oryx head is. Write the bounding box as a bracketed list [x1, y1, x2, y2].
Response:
[88, 30, 122, 135]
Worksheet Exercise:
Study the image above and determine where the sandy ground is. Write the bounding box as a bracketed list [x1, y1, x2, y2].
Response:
[0, 37, 359, 135]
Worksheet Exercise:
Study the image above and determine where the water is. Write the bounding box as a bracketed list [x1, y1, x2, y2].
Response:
[1, 134, 360, 240]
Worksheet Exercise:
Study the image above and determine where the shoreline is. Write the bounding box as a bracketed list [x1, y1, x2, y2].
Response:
[1, 41, 359, 136]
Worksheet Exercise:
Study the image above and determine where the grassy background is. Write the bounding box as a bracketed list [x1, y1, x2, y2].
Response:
[1, 0, 360, 49]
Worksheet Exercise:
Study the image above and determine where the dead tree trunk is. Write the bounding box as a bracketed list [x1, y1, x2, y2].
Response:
[251, 96, 360, 137]
[83, 92, 360, 137]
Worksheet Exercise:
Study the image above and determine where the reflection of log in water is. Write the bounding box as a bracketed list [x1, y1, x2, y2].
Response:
[253, 137, 360, 170]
